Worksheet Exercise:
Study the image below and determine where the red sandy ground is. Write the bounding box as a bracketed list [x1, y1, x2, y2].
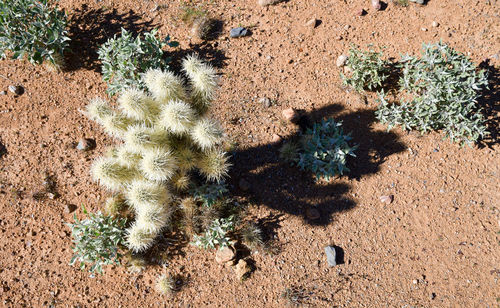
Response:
[0, 0, 499, 306]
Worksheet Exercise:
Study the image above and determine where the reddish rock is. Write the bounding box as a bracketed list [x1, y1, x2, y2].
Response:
[215, 246, 236, 264]
[282, 108, 299, 122]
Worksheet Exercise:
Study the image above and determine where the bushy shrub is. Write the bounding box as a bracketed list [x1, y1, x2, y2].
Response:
[280, 119, 357, 181]
[376, 42, 489, 145]
[341, 45, 389, 92]
[98, 28, 178, 96]
[85, 55, 231, 254]
[68, 207, 126, 274]
[0, 0, 69, 67]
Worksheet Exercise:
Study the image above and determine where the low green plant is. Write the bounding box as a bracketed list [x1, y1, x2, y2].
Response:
[281, 119, 357, 181]
[98, 28, 178, 95]
[191, 215, 236, 249]
[376, 42, 489, 145]
[341, 45, 389, 92]
[190, 182, 229, 207]
[68, 206, 126, 274]
[0, 0, 69, 68]
[85, 55, 231, 254]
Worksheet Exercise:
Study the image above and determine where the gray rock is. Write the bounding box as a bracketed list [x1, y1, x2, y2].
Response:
[409, 0, 424, 4]
[0, 91, 6, 95]
[76, 138, 96, 151]
[8, 85, 24, 95]
[259, 97, 271, 107]
[230, 27, 249, 38]
[325, 246, 337, 267]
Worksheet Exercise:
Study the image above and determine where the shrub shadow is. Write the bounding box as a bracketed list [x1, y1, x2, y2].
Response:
[65, 5, 156, 71]
[478, 59, 500, 148]
[229, 103, 406, 228]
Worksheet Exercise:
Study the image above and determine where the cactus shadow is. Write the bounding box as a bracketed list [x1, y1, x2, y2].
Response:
[65, 4, 156, 72]
[477, 59, 500, 148]
[0, 140, 6, 159]
[168, 42, 229, 72]
[229, 103, 406, 227]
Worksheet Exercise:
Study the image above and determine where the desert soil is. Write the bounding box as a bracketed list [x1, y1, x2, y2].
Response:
[0, 0, 499, 307]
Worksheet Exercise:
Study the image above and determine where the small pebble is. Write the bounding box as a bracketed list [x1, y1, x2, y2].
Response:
[8, 85, 24, 95]
[421, 27, 428, 32]
[432, 21, 439, 27]
[282, 108, 299, 122]
[76, 138, 96, 151]
[215, 246, 235, 264]
[259, 97, 271, 108]
[371, 0, 381, 10]
[305, 18, 319, 28]
[379, 195, 394, 204]
[324, 246, 337, 267]
[0, 91, 6, 95]
[271, 134, 282, 144]
[230, 27, 249, 38]
[258, 0, 282, 6]
[65, 204, 77, 214]
[336, 54, 348, 67]
[306, 208, 320, 220]
[356, 8, 366, 16]
[239, 178, 251, 191]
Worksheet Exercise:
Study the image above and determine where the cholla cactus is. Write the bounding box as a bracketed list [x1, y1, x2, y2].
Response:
[85, 56, 230, 253]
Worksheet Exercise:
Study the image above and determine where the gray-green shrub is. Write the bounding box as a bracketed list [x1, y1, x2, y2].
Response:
[0, 0, 69, 67]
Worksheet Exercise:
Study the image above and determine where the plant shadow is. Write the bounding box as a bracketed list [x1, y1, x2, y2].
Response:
[65, 5, 156, 72]
[229, 103, 406, 228]
[478, 59, 500, 148]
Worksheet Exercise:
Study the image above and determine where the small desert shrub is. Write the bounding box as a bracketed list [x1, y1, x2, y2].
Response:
[376, 42, 489, 145]
[281, 119, 357, 181]
[191, 215, 236, 249]
[190, 182, 229, 207]
[98, 28, 178, 95]
[341, 45, 389, 92]
[0, 0, 69, 67]
[85, 55, 231, 254]
[68, 207, 126, 274]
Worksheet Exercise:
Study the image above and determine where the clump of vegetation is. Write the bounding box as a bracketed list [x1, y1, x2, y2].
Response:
[0, 0, 69, 68]
[392, 0, 409, 6]
[240, 222, 264, 250]
[376, 42, 489, 145]
[98, 28, 178, 95]
[155, 274, 176, 295]
[341, 45, 389, 92]
[85, 55, 232, 255]
[68, 207, 126, 274]
[191, 215, 236, 249]
[281, 119, 357, 181]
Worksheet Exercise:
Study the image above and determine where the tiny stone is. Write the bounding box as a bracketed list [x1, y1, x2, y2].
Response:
[234, 259, 251, 280]
[65, 204, 77, 214]
[371, 0, 381, 10]
[432, 21, 439, 27]
[76, 138, 96, 151]
[430, 292, 436, 300]
[305, 18, 319, 28]
[379, 195, 394, 204]
[0, 91, 6, 95]
[8, 85, 24, 95]
[215, 246, 236, 264]
[230, 27, 249, 38]
[412, 279, 418, 284]
[306, 208, 320, 220]
[324, 246, 337, 267]
[259, 97, 271, 107]
[282, 108, 299, 122]
[336, 54, 348, 67]
[271, 134, 282, 144]
[356, 8, 366, 16]
[238, 178, 250, 191]
[258, 0, 282, 6]
[421, 27, 428, 32]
